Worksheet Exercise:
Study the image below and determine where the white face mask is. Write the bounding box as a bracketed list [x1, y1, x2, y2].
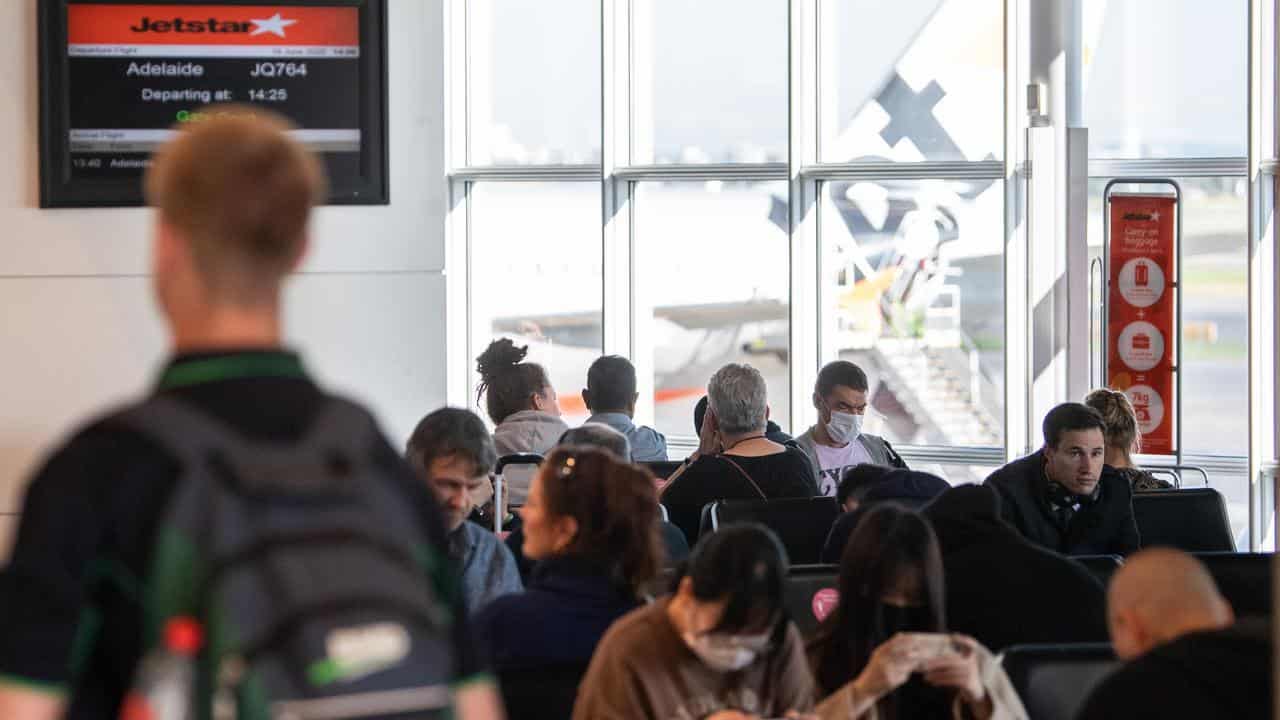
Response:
[682, 630, 771, 672]
[825, 410, 863, 445]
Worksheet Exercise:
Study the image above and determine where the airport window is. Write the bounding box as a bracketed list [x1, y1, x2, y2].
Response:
[1082, 0, 1247, 159]
[630, 0, 788, 164]
[468, 182, 604, 426]
[465, 0, 601, 164]
[817, 0, 1004, 163]
[820, 178, 1006, 448]
[633, 181, 791, 436]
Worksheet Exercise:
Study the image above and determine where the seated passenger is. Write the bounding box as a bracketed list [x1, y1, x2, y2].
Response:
[695, 394, 796, 446]
[836, 463, 895, 513]
[582, 355, 668, 461]
[1084, 387, 1172, 491]
[661, 364, 819, 542]
[819, 469, 949, 564]
[573, 524, 815, 719]
[796, 361, 907, 496]
[476, 338, 569, 458]
[984, 402, 1140, 556]
[808, 505, 1026, 720]
[922, 484, 1108, 651]
[559, 422, 631, 461]
[504, 424, 689, 577]
[1077, 548, 1269, 720]
[475, 447, 661, 672]
[407, 407, 523, 614]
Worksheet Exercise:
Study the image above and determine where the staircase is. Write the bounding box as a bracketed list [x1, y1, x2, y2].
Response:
[871, 338, 1001, 447]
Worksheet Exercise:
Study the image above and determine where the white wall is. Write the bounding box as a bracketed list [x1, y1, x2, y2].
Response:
[0, 1, 448, 553]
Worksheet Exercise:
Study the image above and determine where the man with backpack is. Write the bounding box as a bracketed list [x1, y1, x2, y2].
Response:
[0, 110, 501, 719]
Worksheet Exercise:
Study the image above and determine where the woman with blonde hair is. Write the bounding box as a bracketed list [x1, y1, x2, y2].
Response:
[1084, 388, 1171, 491]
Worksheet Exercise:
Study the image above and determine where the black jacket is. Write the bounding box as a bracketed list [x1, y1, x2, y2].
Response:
[984, 453, 1140, 556]
[922, 484, 1109, 651]
[1076, 619, 1272, 720]
[473, 555, 640, 670]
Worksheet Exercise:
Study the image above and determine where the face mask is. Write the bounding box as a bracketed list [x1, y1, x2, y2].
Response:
[826, 411, 863, 445]
[682, 630, 771, 672]
[879, 603, 933, 637]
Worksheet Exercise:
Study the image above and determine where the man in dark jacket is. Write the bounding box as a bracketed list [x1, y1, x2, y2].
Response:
[984, 403, 1139, 556]
[1077, 548, 1269, 719]
[922, 484, 1108, 651]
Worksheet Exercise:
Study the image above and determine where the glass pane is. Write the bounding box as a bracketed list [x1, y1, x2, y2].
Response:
[912, 463, 1002, 487]
[467, 0, 600, 164]
[1082, 0, 1246, 158]
[469, 183, 603, 425]
[820, 178, 1006, 446]
[1087, 178, 1248, 457]
[817, 0, 1004, 163]
[635, 181, 791, 437]
[631, 0, 787, 164]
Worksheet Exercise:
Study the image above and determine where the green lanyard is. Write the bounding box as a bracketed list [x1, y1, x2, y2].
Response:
[157, 354, 306, 391]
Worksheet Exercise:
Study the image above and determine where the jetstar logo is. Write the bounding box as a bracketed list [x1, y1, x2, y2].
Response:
[130, 12, 298, 37]
[1123, 212, 1153, 221]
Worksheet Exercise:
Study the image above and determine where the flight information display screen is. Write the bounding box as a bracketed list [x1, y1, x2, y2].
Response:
[39, 1, 387, 207]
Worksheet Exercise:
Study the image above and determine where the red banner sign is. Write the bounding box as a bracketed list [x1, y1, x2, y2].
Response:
[1107, 193, 1176, 455]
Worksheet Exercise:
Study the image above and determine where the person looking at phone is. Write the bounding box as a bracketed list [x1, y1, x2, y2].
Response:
[573, 524, 815, 720]
[807, 505, 1026, 720]
[661, 364, 817, 542]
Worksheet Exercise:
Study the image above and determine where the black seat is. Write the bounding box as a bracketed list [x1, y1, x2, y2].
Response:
[1133, 488, 1234, 552]
[783, 564, 839, 638]
[642, 460, 684, 480]
[1001, 644, 1118, 720]
[497, 663, 588, 720]
[1195, 552, 1273, 618]
[710, 497, 840, 565]
[1072, 554, 1123, 588]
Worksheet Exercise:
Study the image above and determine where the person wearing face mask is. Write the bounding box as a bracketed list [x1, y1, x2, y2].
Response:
[807, 505, 1027, 720]
[795, 361, 907, 497]
[573, 524, 816, 720]
[983, 403, 1140, 556]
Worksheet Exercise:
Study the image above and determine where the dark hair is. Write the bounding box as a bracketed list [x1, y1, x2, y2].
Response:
[476, 338, 552, 425]
[558, 423, 631, 461]
[539, 447, 662, 595]
[1042, 402, 1106, 449]
[586, 355, 637, 412]
[678, 524, 790, 637]
[406, 407, 498, 478]
[836, 463, 894, 507]
[816, 360, 869, 398]
[693, 395, 709, 435]
[809, 505, 946, 697]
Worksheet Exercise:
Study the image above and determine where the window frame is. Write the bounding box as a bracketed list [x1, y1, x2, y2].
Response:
[445, 0, 1015, 464]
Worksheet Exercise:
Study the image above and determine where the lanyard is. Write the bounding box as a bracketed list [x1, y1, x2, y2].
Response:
[157, 354, 306, 391]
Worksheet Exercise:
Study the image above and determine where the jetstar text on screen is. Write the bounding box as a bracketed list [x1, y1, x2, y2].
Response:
[129, 17, 254, 33]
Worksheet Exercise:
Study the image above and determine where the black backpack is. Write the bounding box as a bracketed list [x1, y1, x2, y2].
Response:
[118, 395, 458, 719]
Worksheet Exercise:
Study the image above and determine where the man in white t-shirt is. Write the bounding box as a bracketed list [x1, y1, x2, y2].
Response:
[795, 361, 906, 496]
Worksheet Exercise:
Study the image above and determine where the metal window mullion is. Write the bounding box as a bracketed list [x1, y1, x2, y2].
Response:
[801, 160, 1005, 181]
[1247, 0, 1278, 551]
[789, 0, 821, 436]
[614, 163, 790, 181]
[1087, 157, 1249, 178]
[449, 166, 601, 181]
[1003, 0, 1027, 460]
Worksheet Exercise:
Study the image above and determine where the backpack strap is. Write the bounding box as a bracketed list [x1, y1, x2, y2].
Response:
[717, 455, 768, 500]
